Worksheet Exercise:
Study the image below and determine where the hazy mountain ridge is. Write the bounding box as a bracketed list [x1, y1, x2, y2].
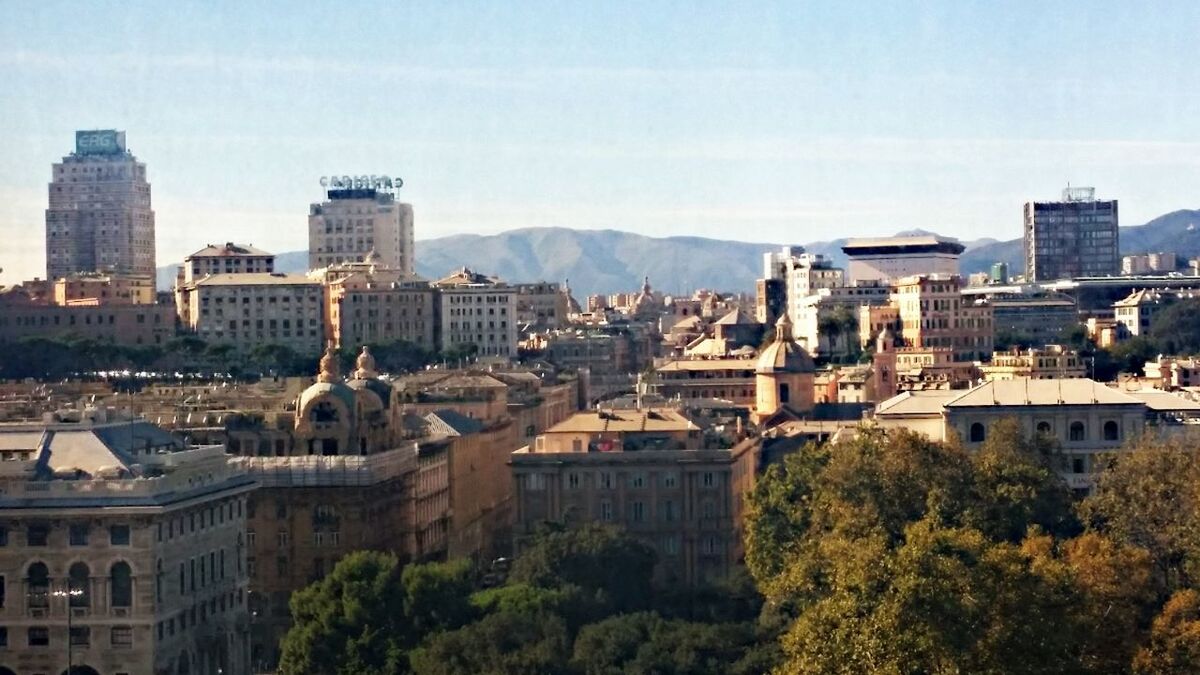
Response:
[156, 211, 1200, 295]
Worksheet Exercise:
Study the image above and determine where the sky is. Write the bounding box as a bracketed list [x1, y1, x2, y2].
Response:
[3, 1, 1200, 284]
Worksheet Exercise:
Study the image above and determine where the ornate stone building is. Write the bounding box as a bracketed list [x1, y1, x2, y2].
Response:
[0, 409, 253, 675]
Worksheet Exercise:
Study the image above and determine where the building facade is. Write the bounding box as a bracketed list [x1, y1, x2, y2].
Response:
[0, 411, 254, 675]
[894, 274, 993, 362]
[54, 272, 155, 306]
[325, 256, 435, 351]
[176, 273, 324, 357]
[433, 268, 517, 358]
[980, 345, 1087, 381]
[308, 187, 414, 274]
[179, 243, 275, 286]
[511, 409, 759, 585]
[45, 130, 156, 279]
[841, 236, 964, 284]
[514, 282, 569, 330]
[1024, 187, 1119, 282]
[0, 300, 175, 347]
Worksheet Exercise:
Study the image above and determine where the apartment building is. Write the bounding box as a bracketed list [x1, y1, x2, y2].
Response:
[176, 273, 324, 357]
[894, 274, 993, 362]
[433, 268, 517, 358]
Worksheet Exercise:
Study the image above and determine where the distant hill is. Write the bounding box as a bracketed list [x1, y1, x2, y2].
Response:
[157, 210, 1200, 294]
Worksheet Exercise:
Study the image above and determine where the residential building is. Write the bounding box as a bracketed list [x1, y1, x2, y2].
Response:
[511, 408, 760, 584]
[433, 268, 517, 358]
[1113, 289, 1192, 337]
[1122, 252, 1178, 276]
[45, 130, 156, 279]
[1024, 187, 1119, 281]
[793, 282, 893, 357]
[982, 292, 1079, 347]
[1144, 356, 1200, 390]
[308, 185, 414, 274]
[872, 330, 980, 401]
[176, 273, 324, 357]
[514, 282, 569, 329]
[0, 409, 254, 675]
[0, 297, 175, 346]
[755, 278, 785, 327]
[178, 243, 275, 285]
[841, 235, 964, 284]
[870, 378, 1200, 494]
[654, 358, 759, 406]
[324, 253, 435, 351]
[980, 345, 1087, 381]
[54, 272, 154, 306]
[894, 274, 993, 362]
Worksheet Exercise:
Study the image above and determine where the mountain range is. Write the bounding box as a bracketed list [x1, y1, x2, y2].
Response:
[157, 209, 1200, 296]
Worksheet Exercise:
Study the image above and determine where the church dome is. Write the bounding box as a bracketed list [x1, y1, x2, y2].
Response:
[756, 314, 815, 374]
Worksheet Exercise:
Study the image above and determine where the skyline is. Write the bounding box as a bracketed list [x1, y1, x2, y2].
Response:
[4, 2, 1200, 284]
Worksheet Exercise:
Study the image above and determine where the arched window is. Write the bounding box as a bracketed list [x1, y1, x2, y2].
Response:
[969, 422, 986, 443]
[110, 562, 132, 608]
[68, 562, 90, 608]
[309, 401, 339, 424]
[1103, 420, 1120, 441]
[779, 383, 790, 404]
[27, 561, 49, 608]
[1036, 421, 1052, 436]
[1069, 421, 1086, 442]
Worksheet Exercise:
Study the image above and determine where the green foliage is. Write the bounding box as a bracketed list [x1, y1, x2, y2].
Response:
[410, 611, 571, 675]
[509, 523, 657, 615]
[1148, 298, 1200, 355]
[745, 420, 1182, 673]
[570, 613, 758, 675]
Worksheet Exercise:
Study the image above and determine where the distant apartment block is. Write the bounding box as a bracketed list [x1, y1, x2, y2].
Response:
[1024, 187, 1119, 282]
[433, 268, 517, 358]
[179, 242, 276, 285]
[45, 130, 156, 279]
[324, 254, 435, 350]
[308, 186, 414, 274]
[1122, 252, 1177, 276]
[177, 273, 324, 356]
[894, 274, 993, 362]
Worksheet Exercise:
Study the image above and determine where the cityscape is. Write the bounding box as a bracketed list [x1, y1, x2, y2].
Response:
[4, 4, 1200, 675]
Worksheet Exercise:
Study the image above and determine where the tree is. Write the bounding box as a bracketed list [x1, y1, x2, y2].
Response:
[1107, 336, 1160, 376]
[279, 551, 411, 675]
[409, 611, 571, 675]
[571, 613, 757, 675]
[1148, 299, 1200, 354]
[1134, 589, 1200, 674]
[1079, 439, 1200, 591]
[280, 554, 477, 675]
[964, 418, 1078, 542]
[509, 524, 657, 616]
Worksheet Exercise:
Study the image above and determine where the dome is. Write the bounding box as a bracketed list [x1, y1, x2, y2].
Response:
[352, 345, 378, 379]
[298, 380, 356, 416]
[756, 314, 815, 374]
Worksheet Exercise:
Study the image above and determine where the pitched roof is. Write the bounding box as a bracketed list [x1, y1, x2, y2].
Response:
[656, 358, 757, 372]
[944, 378, 1141, 407]
[186, 242, 272, 258]
[193, 273, 319, 287]
[424, 409, 485, 436]
[875, 390, 961, 416]
[546, 408, 697, 434]
[1125, 389, 1200, 413]
[714, 308, 755, 325]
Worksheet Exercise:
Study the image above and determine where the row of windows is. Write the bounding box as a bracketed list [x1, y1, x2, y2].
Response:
[968, 420, 1122, 443]
[0, 624, 134, 649]
[16, 560, 133, 610]
[526, 470, 718, 490]
[157, 499, 243, 543]
[0, 524, 129, 548]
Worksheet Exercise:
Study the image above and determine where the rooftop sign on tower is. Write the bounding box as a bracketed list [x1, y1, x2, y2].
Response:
[75, 130, 126, 156]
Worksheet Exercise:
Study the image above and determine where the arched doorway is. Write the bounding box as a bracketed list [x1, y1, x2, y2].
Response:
[61, 666, 102, 675]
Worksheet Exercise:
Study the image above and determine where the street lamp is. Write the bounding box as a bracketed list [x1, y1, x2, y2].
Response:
[50, 586, 84, 674]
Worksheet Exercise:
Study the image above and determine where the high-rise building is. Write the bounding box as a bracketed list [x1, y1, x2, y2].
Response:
[308, 180, 413, 274]
[1024, 187, 1119, 282]
[45, 130, 156, 279]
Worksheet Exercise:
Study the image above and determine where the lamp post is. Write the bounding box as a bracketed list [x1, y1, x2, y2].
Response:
[50, 585, 84, 674]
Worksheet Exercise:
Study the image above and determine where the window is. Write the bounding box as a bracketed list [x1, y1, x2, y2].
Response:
[631, 501, 645, 522]
[662, 472, 678, 489]
[1073, 457, 1086, 474]
[779, 383, 790, 404]
[0, 626, 6, 647]
[599, 472, 613, 489]
[1036, 421, 1052, 436]
[969, 422, 986, 443]
[68, 562, 90, 608]
[702, 500, 716, 519]
[702, 472, 716, 488]
[70, 524, 90, 546]
[629, 472, 646, 489]
[110, 525, 131, 546]
[1103, 420, 1120, 441]
[567, 473, 581, 489]
[0, 526, 7, 546]
[277, 530, 289, 547]
[600, 500, 613, 521]
[27, 562, 49, 608]
[662, 500, 676, 522]
[110, 562, 132, 608]
[702, 536, 719, 556]
[28, 626, 49, 647]
[1069, 421, 1086, 442]
[662, 536, 679, 556]
[27, 524, 49, 547]
[111, 625, 133, 648]
[70, 626, 90, 646]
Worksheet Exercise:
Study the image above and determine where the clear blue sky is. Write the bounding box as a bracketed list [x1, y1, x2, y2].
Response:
[3, 1, 1200, 283]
